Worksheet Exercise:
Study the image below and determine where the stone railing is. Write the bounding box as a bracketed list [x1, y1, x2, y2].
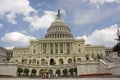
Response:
[0, 61, 99, 69]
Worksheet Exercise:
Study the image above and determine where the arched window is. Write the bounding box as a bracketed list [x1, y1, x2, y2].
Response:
[50, 59, 55, 65]
[68, 58, 72, 64]
[59, 59, 64, 65]
[77, 58, 81, 63]
[41, 59, 45, 65]
[32, 59, 36, 64]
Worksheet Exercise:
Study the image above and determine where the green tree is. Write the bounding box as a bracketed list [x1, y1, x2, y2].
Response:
[73, 67, 77, 76]
[24, 68, 30, 76]
[56, 69, 61, 77]
[17, 67, 23, 76]
[113, 42, 120, 57]
[62, 69, 68, 77]
[39, 69, 43, 77]
[31, 69, 37, 76]
[69, 68, 74, 76]
[48, 69, 53, 75]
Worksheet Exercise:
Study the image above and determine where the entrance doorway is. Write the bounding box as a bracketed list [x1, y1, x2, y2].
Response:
[50, 59, 55, 65]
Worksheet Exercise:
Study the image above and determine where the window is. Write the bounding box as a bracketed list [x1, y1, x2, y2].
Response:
[51, 49, 53, 54]
[60, 49, 63, 53]
[78, 48, 81, 53]
[56, 49, 58, 53]
[33, 49, 36, 54]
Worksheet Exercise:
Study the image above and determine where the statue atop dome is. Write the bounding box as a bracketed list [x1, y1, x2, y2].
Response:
[56, 9, 61, 19]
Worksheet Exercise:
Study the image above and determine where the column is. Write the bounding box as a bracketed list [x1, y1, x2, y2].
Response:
[46, 43, 48, 54]
[41, 43, 43, 54]
[39, 43, 41, 54]
[71, 42, 73, 53]
[48, 43, 50, 54]
[70, 42, 72, 53]
[53, 43, 55, 54]
[63, 42, 65, 53]
[64, 42, 67, 54]
[58, 43, 60, 54]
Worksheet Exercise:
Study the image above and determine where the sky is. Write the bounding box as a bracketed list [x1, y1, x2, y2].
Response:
[0, 0, 120, 49]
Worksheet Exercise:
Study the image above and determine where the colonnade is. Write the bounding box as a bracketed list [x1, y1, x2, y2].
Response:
[40, 42, 73, 54]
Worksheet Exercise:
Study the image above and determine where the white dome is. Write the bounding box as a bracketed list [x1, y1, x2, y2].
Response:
[45, 10, 73, 38]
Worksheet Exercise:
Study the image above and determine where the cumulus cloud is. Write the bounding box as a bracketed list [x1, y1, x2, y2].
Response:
[25, 11, 56, 31]
[85, 0, 120, 4]
[24, 9, 66, 31]
[0, 0, 37, 24]
[73, 6, 120, 25]
[0, 23, 3, 28]
[5, 46, 14, 50]
[1, 32, 36, 46]
[77, 24, 119, 47]
[83, 0, 120, 8]
[56, 0, 120, 25]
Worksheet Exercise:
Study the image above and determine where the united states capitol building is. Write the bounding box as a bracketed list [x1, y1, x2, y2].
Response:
[0, 10, 120, 77]
[13, 10, 105, 66]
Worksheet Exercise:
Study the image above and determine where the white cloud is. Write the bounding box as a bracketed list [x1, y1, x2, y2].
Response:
[5, 46, 14, 50]
[83, 0, 120, 8]
[77, 24, 119, 47]
[1, 32, 36, 46]
[24, 10, 66, 31]
[73, 7, 120, 25]
[29, 11, 56, 31]
[0, 23, 3, 28]
[0, 0, 37, 24]
[85, 0, 120, 4]
[56, 0, 120, 25]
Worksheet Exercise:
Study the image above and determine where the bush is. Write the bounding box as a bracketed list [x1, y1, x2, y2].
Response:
[17, 67, 23, 76]
[24, 68, 30, 76]
[56, 69, 61, 77]
[31, 69, 37, 76]
[62, 69, 68, 77]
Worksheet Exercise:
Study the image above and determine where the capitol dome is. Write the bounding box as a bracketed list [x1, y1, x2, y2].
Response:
[45, 10, 73, 38]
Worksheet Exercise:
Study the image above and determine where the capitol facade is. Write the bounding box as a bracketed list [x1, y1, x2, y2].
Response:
[0, 10, 111, 77]
[13, 10, 105, 66]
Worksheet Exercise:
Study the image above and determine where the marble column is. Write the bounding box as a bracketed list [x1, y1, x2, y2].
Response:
[58, 43, 60, 54]
[53, 43, 55, 54]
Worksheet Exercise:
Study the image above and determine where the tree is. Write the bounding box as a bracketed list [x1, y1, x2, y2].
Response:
[17, 67, 23, 76]
[62, 69, 68, 77]
[113, 42, 120, 57]
[56, 69, 61, 77]
[73, 67, 77, 76]
[39, 69, 43, 77]
[24, 68, 30, 76]
[69, 68, 74, 76]
[48, 69, 53, 75]
[31, 69, 37, 76]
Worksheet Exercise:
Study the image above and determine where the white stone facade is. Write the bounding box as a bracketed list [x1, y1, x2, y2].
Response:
[0, 46, 7, 62]
[12, 10, 106, 76]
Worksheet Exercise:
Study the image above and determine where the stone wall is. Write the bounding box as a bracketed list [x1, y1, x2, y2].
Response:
[0, 63, 17, 76]
[77, 62, 110, 76]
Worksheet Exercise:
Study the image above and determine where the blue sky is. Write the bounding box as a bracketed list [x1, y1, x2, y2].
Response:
[0, 0, 120, 49]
